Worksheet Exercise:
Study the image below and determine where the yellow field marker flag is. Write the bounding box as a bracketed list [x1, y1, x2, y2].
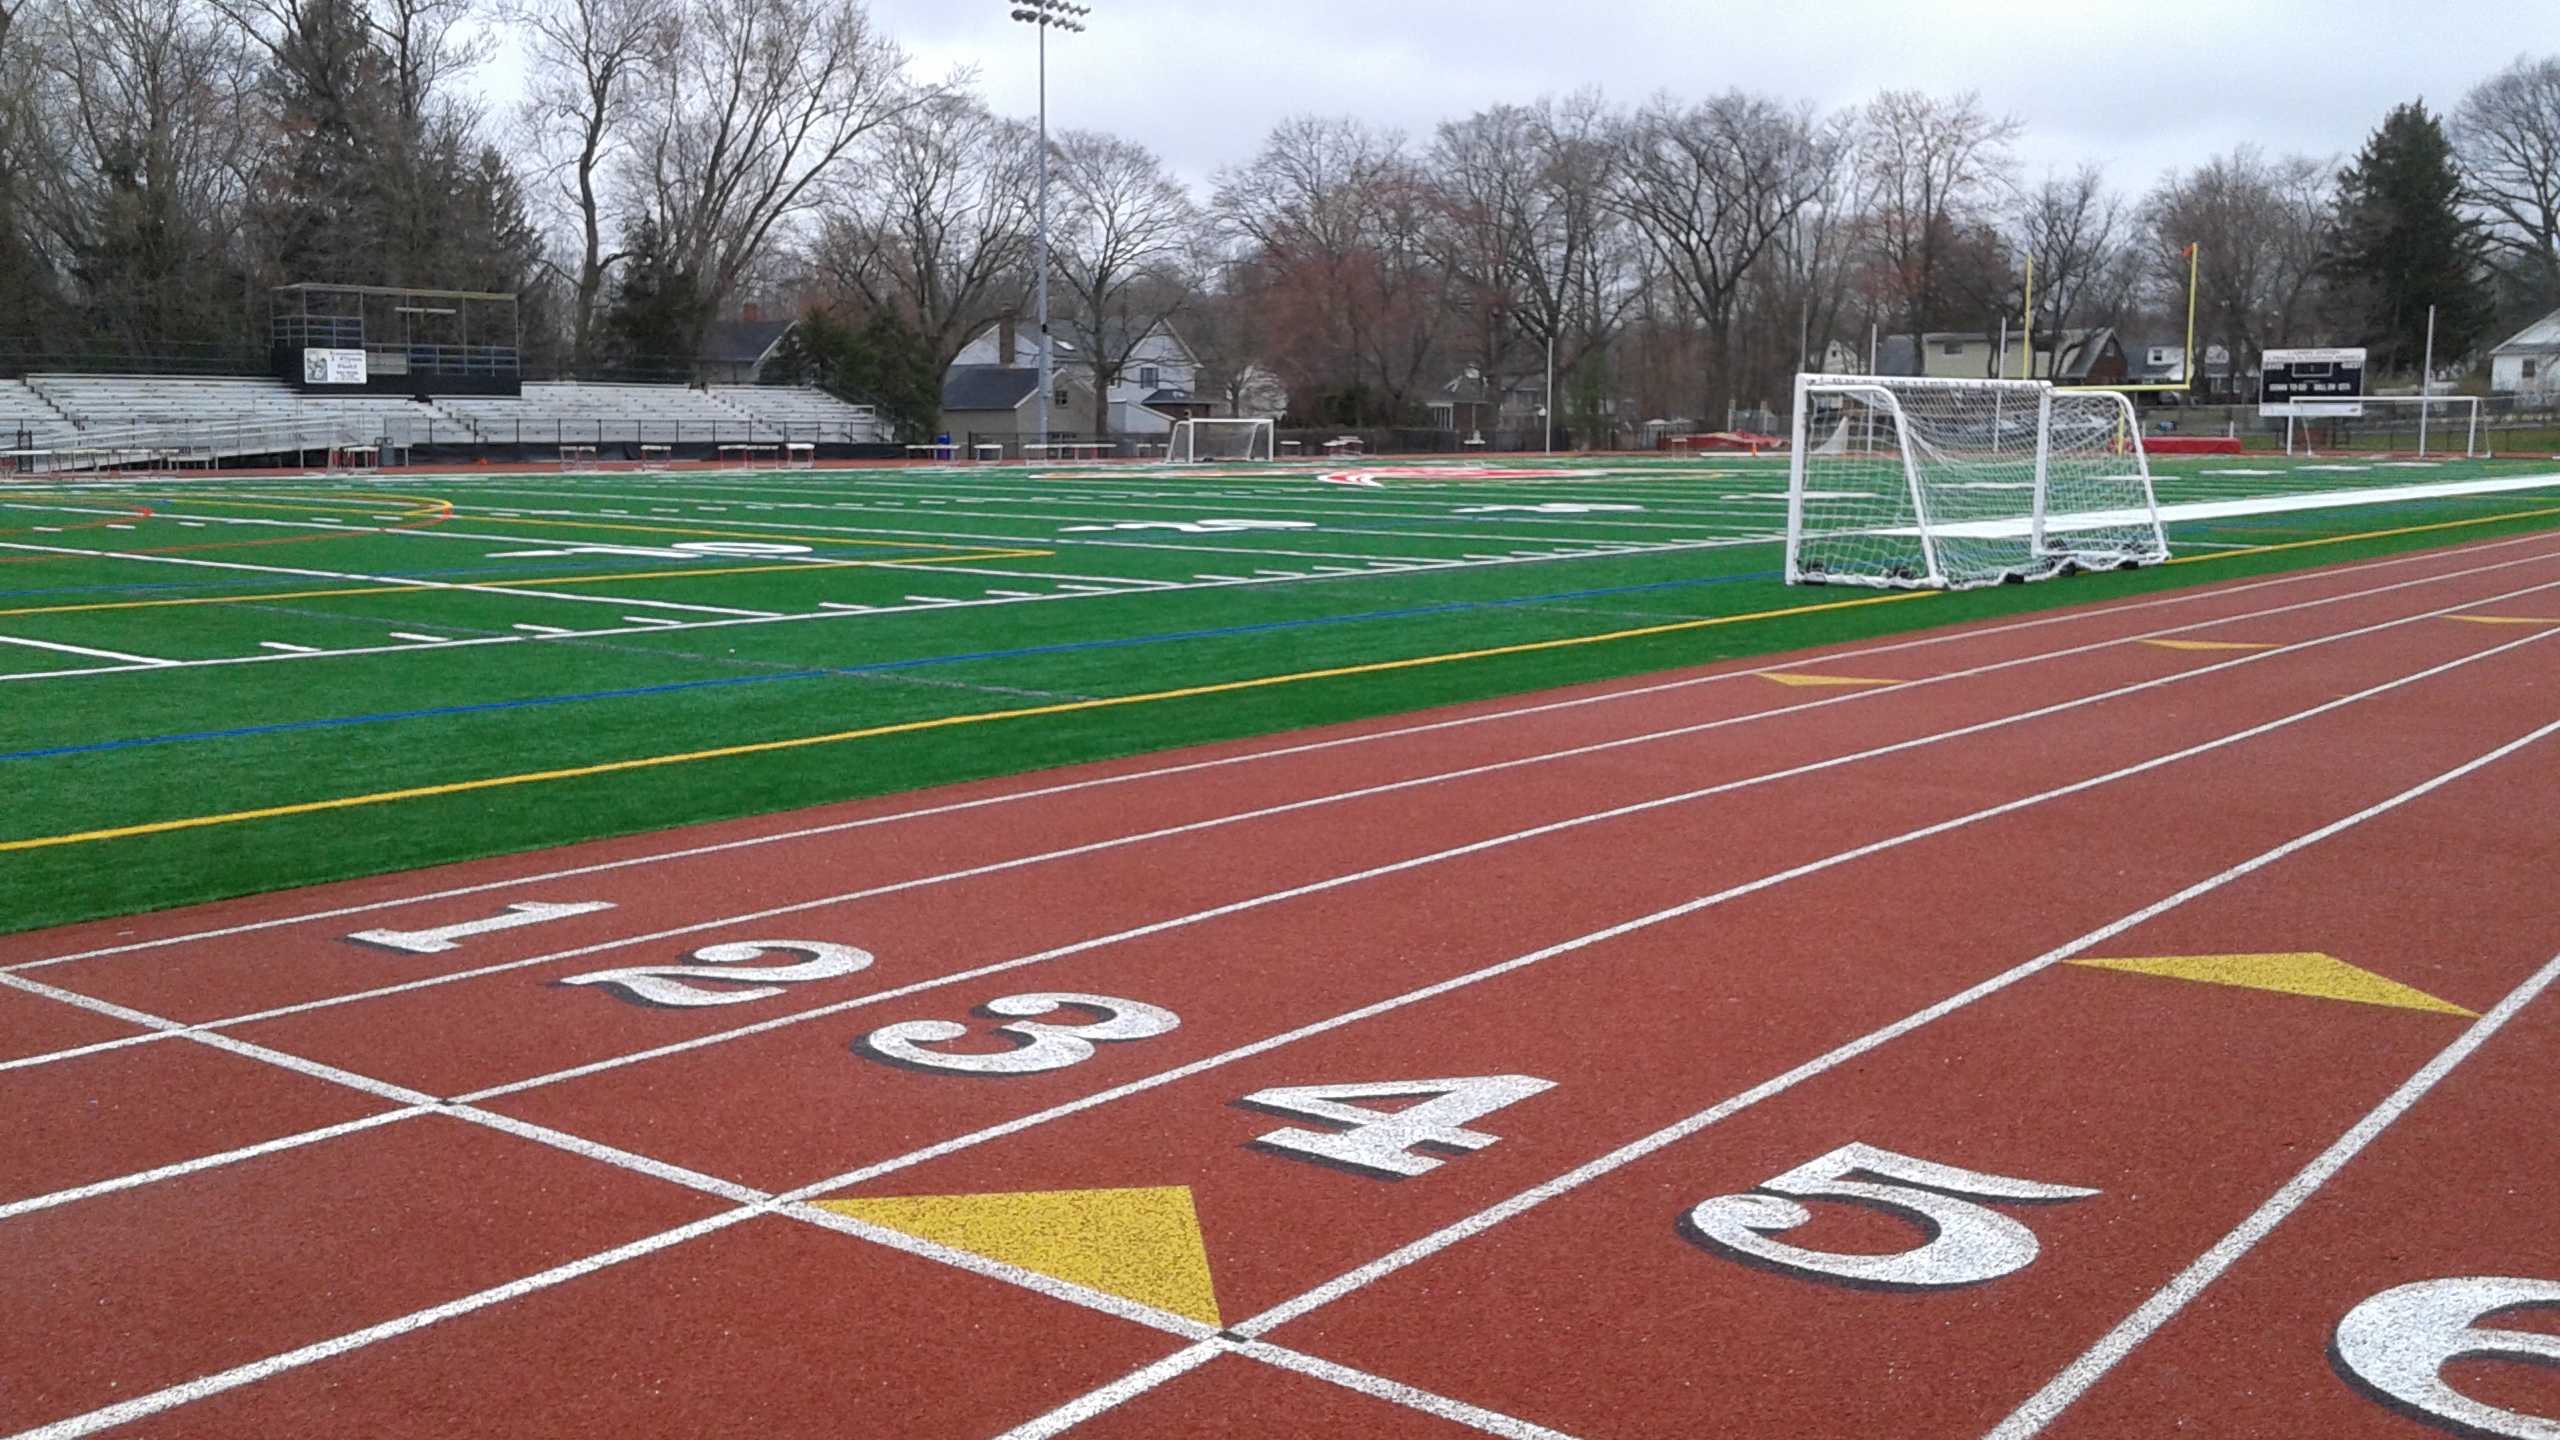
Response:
[813, 1187, 1222, 1326]
[2067, 952, 2476, 1017]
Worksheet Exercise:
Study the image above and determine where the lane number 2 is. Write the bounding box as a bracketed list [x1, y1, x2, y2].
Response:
[1240, 1076, 1555, 1178]
[2335, 1276, 2560, 1438]
[1683, 1142, 2099, 1289]
[557, 940, 873, 1008]
[857, 993, 1178, 1075]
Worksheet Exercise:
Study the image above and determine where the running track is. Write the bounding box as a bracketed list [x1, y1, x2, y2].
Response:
[5, 532, 2559, 1438]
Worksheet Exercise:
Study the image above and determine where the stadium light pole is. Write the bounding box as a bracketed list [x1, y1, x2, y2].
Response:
[1009, 0, 1088, 458]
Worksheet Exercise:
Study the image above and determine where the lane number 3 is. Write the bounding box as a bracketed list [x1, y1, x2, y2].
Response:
[858, 993, 1179, 1075]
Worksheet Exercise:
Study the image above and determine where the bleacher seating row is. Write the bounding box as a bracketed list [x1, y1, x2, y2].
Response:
[4, 375, 884, 452]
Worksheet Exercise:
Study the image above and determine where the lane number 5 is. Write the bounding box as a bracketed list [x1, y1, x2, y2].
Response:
[1683, 1141, 2100, 1290]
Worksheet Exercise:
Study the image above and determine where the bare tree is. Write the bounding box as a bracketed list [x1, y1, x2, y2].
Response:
[1214, 116, 1449, 424]
[505, 0, 674, 366]
[2013, 163, 2138, 370]
[2454, 53, 2560, 312]
[2147, 147, 2337, 377]
[1427, 92, 1634, 441]
[810, 89, 1036, 380]
[1858, 89, 2020, 339]
[1610, 91, 1838, 423]
[27, 0, 259, 350]
[629, 0, 925, 364]
[1049, 129, 1197, 437]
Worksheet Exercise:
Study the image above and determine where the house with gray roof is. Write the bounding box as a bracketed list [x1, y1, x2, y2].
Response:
[2489, 308, 2560, 398]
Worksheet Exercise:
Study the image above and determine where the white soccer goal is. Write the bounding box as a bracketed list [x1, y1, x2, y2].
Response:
[1165, 417, 1276, 463]
[1786, 374, 2169, 590]
[2280, 395, 2485, 459]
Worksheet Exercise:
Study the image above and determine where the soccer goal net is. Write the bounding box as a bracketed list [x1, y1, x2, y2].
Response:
[1787, 375, 2169, 590]
[2280, 395, 2485, 459]
[1165, 417, 1276, 463]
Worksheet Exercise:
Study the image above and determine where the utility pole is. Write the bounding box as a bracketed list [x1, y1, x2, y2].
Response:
[2419, 302, 2437, 459]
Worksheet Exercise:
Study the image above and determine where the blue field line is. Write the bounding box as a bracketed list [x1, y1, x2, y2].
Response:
[0, 568, 1783, 762]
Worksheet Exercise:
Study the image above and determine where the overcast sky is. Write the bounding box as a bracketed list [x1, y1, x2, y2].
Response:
[479, 0, 2560, 196]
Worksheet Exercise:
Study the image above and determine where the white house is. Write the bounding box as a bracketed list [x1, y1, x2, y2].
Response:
[950, 319, 1203, 436]
[2488, 308, 2560, 398]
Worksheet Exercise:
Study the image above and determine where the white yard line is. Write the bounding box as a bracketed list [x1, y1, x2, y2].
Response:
[0, 633, 175, 666]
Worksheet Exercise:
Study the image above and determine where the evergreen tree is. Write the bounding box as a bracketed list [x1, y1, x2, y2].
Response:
[597, 213, 701, 374]
[2332, 101, 2495, 373]
[768, 306, 939, 440]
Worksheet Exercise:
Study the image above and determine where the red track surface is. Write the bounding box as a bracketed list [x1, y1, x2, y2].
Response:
[5, 532, 2559, 1439]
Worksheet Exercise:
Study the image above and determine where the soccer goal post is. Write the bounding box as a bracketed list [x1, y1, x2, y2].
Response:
[1786, 374, 2169, 590]
[2279, 395, 2485, 459]
[1165, 417, 1276, 463]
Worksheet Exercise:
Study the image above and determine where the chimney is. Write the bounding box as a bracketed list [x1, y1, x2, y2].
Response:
[998, 316, 1017, 367]
[741, 301, 764, 324]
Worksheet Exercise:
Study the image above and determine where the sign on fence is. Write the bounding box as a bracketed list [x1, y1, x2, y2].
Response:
[301, 348, 369, 386]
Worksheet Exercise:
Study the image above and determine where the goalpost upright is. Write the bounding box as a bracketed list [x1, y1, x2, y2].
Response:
[1165, 417, 1276, 462]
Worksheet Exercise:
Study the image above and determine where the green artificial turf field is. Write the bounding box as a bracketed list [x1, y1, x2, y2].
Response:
[6, 451, 2559, 932]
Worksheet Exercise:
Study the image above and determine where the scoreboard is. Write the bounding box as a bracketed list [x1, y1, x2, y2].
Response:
[2259, 347, 2366, 416]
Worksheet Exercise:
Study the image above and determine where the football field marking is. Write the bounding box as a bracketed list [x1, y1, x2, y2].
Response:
[14, 528, 2560, 975]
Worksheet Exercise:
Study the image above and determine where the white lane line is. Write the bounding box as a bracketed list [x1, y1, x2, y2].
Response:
[13, 534, 2558, 977]
[745, 625, 2560, 1235]
[257, 641, 322, 654]
[24, 563, 2523, 1092]
[1983, 942, 2560, 1439]
[1228, 708, 2560, 1343]
[0, 634, 176, 666]
[510, 623, 573, 636]
[388, 632, 448, 643]
[990, 1346, 1227, 1440]
[14, 560, 2549, 1258]
[5, 1211, 762, 1440]
[1244, 1342, 1582, 1440]
[901, 594, 961, 605]
[619, 615, 684, 627]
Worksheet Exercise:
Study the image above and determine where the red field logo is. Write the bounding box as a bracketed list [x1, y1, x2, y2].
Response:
[1320, 466, 1610, 486]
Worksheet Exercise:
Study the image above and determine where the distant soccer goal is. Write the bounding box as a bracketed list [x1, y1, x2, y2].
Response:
[2280, 395, 2485, 459]
[1787, 374, 2169, 590]
[1165, 417, 1275, 463]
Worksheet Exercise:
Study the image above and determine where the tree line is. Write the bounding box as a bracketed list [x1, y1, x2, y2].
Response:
[2, 0, 2556, 440]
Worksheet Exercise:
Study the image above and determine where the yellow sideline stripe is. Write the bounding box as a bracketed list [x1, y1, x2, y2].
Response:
[0, 550, 1050, 618]
[2167, 504, 2560, 565]
[0, 589, 1932, 853]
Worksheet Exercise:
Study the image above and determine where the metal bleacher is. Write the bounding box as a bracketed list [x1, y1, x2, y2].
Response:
[709, 385, 884, 443]
[1, 374, 887, 471]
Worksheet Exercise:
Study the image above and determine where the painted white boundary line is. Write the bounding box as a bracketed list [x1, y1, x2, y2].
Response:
[932, 710, 2560, 1439]
[1982, 944, 2560, 1438]
[17, 564, 2557, 1090]
[0, 633, 175, 665]
[16, 527, 2558, 973]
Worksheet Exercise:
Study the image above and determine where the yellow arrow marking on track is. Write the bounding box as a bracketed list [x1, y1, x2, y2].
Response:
[2140, 639, 2281, 651]
[2067, 952, 2476, 1017]
[1756, 671, 1901, 688]
[813, 1187, 1222, 1326]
